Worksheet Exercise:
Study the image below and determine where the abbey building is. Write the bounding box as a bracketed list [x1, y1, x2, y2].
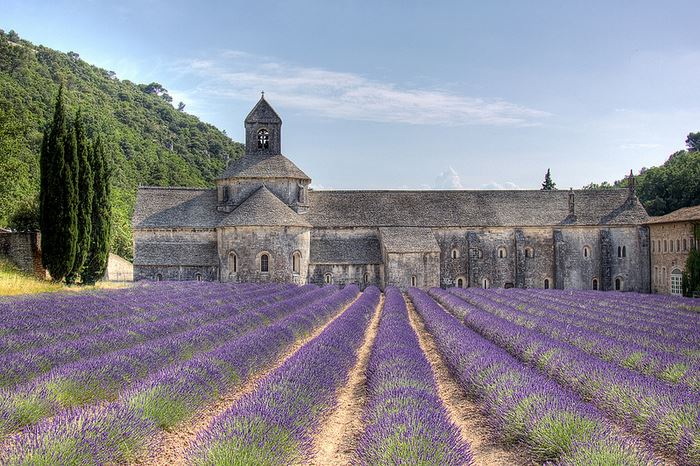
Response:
[133, 97, 651, 291]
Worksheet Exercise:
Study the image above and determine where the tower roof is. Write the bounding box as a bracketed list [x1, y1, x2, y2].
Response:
[218, 186, 312, 228]
[245, 94, 281, 124]
[216, 153, 310, 180]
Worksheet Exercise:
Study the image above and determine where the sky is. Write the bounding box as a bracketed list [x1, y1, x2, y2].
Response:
[2, 0, 700, 190]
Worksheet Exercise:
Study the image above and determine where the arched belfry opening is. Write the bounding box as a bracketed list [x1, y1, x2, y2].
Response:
[244, 92, 282, 155]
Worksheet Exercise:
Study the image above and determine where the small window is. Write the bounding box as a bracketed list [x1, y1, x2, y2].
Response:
[615, 277, 623, 291]
[683, 238, 688, 251]
[497, 247, 507, 259]
[229, 251, 238, 273]
[411, 275, 417, 287]
[652, 241, 655, 253]
[657, 240, 661, 253]
[592, 278, 598, 290]
[222, 186, 230, 202]
[260, 253, 269, 273]
[670, 241, 674, 253]
[482, 278, 490, 289]
[664, 240, 668, 253]
[324, 273, 333, 284]
[671, 269, 683, 295]
[583, 246, 591, 258]
[457, 277, 464, 288]
[257, 129, 269, 149]
[676, 239, 681, 252]
[525, 247, 534, 258]
[195, 273, 202, 282]
[155, 273, 163, 282]
[544, 278, 550, 289]
[451, 249, 459, 259]
[477, 249, 483, 259]
[617, 246, 622, 258]
[622, 246, 626, 258]
[292, 252, 301, 274]
[363, 272, 369, 284]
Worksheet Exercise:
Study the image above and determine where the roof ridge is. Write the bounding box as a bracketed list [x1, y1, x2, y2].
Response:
[137, 186, 213, 191]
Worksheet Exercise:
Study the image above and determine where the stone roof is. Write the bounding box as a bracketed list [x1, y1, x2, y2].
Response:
[379, 227, 441, 253]
[219, 186, 312, 228]
[306, 189, 649, 227]
[245, 96, 281, 124]
[217, 154, 310, 180]
[133, 187, 222, 229]
[646, 205, 700, 225]
[310, 237, 382, 264]
[134, 242, 218, 266]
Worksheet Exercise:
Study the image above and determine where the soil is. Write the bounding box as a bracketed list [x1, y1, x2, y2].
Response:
[404, 295, 534, 466]
[135, 294, 362, 466]
[306, 295, 384, 466]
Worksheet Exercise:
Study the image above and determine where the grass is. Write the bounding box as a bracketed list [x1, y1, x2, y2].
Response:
[0, 257, 129, 296]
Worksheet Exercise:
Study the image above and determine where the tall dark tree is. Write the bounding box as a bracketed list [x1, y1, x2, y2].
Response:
[66, 110, 93, 283]
[541, 168, 556, 190]
[683, 225, 700, 297]
[82, 136, 111, 284]
[40, 87, 79, 282]
[686, 132, 700, 152]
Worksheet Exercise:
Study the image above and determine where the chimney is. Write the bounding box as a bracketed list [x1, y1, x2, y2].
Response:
[628, 169, 636, 198]
[568, 188, 575, 215]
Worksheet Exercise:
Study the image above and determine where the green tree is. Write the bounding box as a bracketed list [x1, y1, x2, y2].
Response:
[66, 110, 93, 284]
[541, 168, 556, 190]
[40, 87, 79, 282]
[683, 225, 700, 297]
[82, 136, 111, 284]
[686, 132, 700, 152]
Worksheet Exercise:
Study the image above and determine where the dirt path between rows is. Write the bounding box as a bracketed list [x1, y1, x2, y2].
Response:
[404, 295, 534, 466]
[135, 293, 362, 466]
[306, 295, 384, 466]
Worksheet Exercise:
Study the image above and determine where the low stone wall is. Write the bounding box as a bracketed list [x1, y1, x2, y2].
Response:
[0, 231, 45, 277]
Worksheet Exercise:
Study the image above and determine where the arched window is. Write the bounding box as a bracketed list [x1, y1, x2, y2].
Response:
[324, 273, 333, 284]
[482, 278, 490, 289]
[497, 247, 507, 259]
[155, 273, 163, 282]
[664, 240, 668, 253]
[451, 249, 459, 259]
[525, 247, 534, 258]
[363, 272, 369, 284]
[195, 273, 202, 281]
[670, 241, 674, 253]
[477, 249, 483, 259]
[544, 278, 550, 289]
[228, 251, 238, 273]
[411, 276, 417, 287]
[617, 246, 622, 258]
[257, 129, 269, 149]
[457, 277, 465, 288]
[260, 253, 269, 273]
[592, 278, 598, 290]
[292, 251, 301, 274]
[222, 186, 230, 202]
[677, 239, 681, 252]
[615, 277, 623, 291]
[622, 246, 626, 258]
[671, 269, 683, 295]
[683, 238, 688, 251]
[657, 240, 661, 253]
[583, 246, 591, 258]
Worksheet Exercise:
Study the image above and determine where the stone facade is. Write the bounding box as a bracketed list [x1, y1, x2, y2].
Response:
[133, 96, 653, 291]
[647, 206, 700, 295]
[0, 231, 45, 277]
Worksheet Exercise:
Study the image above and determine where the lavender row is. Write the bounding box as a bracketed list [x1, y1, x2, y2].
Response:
[0, 282, 288, 355]
[453, 288, 700, 391]
[2, 285, 361, 465]
[0, 281, 268, 337]
[0, 285, 328, 437]
[433, 288, 699, 465]
[409, 288, 655, 465]
[356, 287, 472, 466]
[0, 283, 310, 390]
[187, 285, 379, 465]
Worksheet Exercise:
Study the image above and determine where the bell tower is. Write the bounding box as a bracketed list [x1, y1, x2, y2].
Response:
[244, 92, 282, 155]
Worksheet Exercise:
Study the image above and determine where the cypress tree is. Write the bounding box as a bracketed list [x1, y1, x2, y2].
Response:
[40, 87, 79, 281]
[66, 110, 93, 284]
[541, 168, 556, 191]
[83, 136, 111, 284]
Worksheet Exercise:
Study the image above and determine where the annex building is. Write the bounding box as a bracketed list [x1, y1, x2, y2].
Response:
[133, 97, 651, 291]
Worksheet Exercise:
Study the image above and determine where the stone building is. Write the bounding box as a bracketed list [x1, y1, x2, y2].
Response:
[647, 205, 700, 295]
[133, 96, 652, 291]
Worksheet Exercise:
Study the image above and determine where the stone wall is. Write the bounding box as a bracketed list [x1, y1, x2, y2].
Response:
[0, 231, 44, 277]
[649, 222, 696, 294]
[383, 251, 440, 290]
[217, 178, 309, 212]
[133, 229, 218, 281]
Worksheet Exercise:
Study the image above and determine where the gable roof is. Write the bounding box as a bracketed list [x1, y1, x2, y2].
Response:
[133, 187, 222, 229]
[306, 189, 649, 228]
[134, 242, 218, 266]
[380, 227, 441, 253]
[310, 237, 382, 264]
[646, 205, 700, 225]
[218, 186, 312, 228]
[217, 154, 310, 180]
[245, 96, 281, 124]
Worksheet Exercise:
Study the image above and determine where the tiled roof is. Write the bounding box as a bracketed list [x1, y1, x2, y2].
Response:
[646, 205, 700, 224]
[309, 237, 382, 264]
[216, 154, 310, 180]
[133, 187, 223, 228]
[245, 96, 281, 124]
[134, 242, 218, 266]
[379, 227, 441, 253]
[218, 186, 312, 228]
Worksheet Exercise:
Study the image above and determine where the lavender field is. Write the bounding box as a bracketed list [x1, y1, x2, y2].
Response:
[0, 283, 698, 465]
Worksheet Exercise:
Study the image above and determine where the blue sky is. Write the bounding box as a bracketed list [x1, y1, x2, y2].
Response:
[3, 0, 700, 189]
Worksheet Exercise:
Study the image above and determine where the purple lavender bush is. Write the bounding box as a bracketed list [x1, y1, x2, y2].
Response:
[356, 287, 472, 465]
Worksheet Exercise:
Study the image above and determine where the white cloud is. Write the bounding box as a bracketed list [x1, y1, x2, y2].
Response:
[481, 181, 520, 190]
[174, 51, 550, 127]
[434, 166, 464, 189]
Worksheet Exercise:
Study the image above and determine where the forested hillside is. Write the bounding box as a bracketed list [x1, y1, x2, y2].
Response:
[0, 29, 244, 259]
[584, 137, 700, 217]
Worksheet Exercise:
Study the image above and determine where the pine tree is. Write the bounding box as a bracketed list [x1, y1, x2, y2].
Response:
[66, 110, 93, 284]
[541, 168, 556, 191]
[40, 87, 78, 281]
[82, 136, 111, 284]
